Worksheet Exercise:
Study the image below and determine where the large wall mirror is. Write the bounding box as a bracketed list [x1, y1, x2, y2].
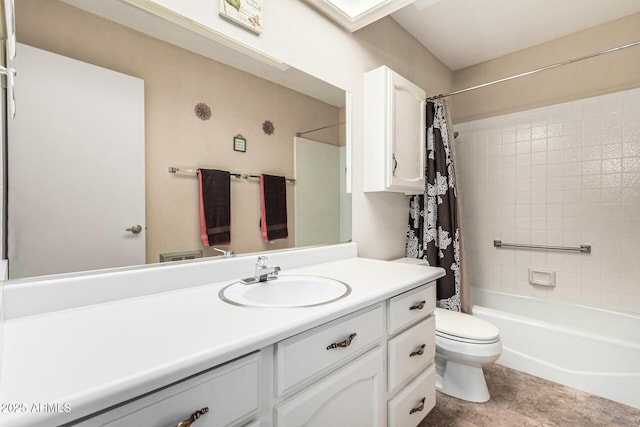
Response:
[6, 0, 351, 280]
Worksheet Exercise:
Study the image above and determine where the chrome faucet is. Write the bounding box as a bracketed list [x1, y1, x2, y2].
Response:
[254, 256, 280, 282]
[213, 247, 234, 257]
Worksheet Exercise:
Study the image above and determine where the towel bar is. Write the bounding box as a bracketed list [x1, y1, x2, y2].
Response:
[168, 167, 295, 183]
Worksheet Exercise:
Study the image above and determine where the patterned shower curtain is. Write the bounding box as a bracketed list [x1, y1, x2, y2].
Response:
[406, 100, 464, 312]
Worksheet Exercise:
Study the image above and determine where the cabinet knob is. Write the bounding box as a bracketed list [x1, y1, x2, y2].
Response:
[409, 344, 426, 357]
[176, 407, 209, 427]
[326, 333, 357, 350]
[409, 300, 426, 310]
[409, 397, 426, 415]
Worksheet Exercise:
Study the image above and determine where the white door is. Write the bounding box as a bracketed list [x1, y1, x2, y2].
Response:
[7, 43, 145, 279]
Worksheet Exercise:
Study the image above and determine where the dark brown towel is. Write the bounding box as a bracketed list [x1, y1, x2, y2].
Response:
[197, 169, 231, 246]
[260, 174, 288, 241]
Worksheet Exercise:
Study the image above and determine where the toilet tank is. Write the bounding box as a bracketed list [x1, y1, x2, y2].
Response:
[392, 257, 430, 267]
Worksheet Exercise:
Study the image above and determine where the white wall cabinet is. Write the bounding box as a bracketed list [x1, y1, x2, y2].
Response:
[364, 66, 426, 195]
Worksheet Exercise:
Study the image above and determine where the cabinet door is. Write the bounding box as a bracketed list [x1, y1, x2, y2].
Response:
[364, 66, 425, 194]
[388, 71, 425, 193]
[275, 347, 384, 427]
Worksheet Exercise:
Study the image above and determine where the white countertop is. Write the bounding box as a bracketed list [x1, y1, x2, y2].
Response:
[0, 256, 443, 426]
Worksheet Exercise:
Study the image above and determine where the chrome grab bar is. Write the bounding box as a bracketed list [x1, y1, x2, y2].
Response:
[493, 240, 591, 253]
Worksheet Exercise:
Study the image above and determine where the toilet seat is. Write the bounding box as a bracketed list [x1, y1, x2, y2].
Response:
[434, 308, 500, 344]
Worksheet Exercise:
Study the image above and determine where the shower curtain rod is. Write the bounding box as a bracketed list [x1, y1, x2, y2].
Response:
[426, 40, 640, 101]
[296, 122, 344, 137]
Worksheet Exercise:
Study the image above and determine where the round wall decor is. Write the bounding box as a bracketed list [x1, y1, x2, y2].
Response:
[194, 102, 212, 121]
[262, 120, 275, 135]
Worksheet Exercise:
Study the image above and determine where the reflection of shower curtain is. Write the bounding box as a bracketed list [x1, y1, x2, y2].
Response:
[406, 100, 468, 312]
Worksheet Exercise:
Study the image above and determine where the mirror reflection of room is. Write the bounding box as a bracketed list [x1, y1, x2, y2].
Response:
[10, 0, 351, 279]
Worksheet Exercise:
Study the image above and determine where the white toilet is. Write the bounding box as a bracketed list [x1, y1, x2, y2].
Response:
[434, 307, 502, 402]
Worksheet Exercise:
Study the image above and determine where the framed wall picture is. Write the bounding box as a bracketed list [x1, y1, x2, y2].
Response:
[233, 135, 247, 152]
[219, 0, 263, 34]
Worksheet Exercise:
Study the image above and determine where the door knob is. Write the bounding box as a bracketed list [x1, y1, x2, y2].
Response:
[126, 225, 142, 234]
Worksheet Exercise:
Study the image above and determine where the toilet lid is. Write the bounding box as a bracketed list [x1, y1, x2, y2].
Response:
[434, 308, 500, 343]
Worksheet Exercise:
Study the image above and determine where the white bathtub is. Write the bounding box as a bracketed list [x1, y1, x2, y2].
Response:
[471, 287, 640, 409]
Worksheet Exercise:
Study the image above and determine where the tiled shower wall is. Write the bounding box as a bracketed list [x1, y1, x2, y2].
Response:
[454, 87, 640, 315]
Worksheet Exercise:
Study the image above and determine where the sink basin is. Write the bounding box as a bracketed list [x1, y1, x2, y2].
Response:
[219, 275, 351, 308]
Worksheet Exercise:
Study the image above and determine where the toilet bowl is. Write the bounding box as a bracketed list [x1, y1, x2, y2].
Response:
[434, 307, 502, 402]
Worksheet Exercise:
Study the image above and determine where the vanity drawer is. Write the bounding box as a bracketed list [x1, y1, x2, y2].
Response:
[78, 353, 260, 427]
[387, 283, 436, 334]
[275, 303, 384, 396]
[387, 316, 435, 393]
[388, 364, 436, 427]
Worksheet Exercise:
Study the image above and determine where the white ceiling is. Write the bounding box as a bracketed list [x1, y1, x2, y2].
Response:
[391, 0, 640, 70]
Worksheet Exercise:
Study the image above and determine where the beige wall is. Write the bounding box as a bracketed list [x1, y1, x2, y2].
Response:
[451, 13, 640, 123]
[16, 0, 340, 263]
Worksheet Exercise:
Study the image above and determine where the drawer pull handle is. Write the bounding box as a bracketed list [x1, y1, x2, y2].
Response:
[176, 407, 209, 427]
[410, 344, 426, 357]
[327, 333, 357, 350]
[409, 397, 426, 415]
[410, 301, 426, 310]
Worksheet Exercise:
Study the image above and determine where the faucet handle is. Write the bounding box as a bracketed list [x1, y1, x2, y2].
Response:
[257, 256, 268, 267]
[213, 247, 233, 256]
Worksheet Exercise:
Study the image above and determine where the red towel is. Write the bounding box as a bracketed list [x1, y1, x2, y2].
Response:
[260, 174, 288, 242]
[198, 169, 231, 246]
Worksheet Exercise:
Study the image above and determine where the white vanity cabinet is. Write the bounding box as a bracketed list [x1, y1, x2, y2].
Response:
[272, 283, 437, 427]
[364, 65, 426, 195]
[76, 353, 260, 427]
[72, 284, 436, 427]
[274, 303, 385, 426]
[385, 284, 437, 426]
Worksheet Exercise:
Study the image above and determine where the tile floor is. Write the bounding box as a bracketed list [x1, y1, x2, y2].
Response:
[419, 364, 640, 426]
